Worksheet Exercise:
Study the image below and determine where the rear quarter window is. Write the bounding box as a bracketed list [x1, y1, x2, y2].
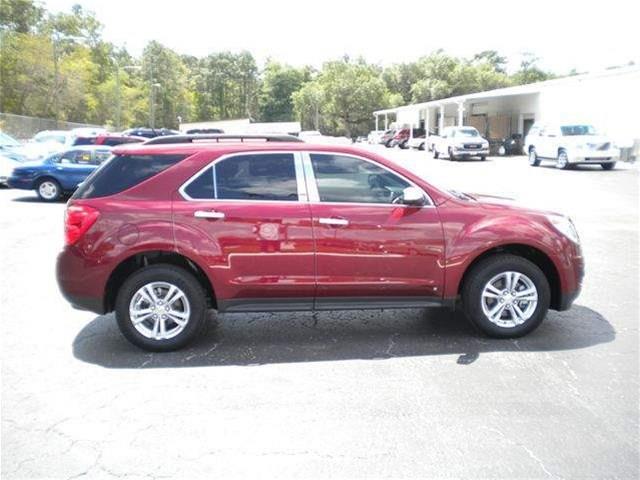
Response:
[72, 154, 187, 199]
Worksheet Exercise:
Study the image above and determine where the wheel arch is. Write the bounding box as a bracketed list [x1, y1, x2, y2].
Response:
[457, 243, 562, 310]
[104, 250, 216, 312]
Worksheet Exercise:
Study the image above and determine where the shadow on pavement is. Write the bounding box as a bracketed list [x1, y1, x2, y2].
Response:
[11, 195, 67, 203]
[72, 304, 614, 369]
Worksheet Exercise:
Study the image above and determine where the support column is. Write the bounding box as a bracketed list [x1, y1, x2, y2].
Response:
[384, 114, 388, 130]
[457, 102, 465, 126]
[375, 115, 379, 132]
[438, 105, 444, 133]
[518, 113, 524, 134]
[425, 108, 430, 141]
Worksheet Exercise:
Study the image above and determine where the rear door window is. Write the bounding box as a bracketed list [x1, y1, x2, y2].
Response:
[181, 153, 298, 202]
[73, 154, 187, 199]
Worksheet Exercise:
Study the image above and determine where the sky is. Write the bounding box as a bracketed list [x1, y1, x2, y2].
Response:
[40, 0, 638, 75]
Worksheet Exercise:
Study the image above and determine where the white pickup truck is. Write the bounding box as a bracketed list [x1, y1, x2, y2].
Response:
[432, 126, 490, 161]
[524, 123, 619, 170]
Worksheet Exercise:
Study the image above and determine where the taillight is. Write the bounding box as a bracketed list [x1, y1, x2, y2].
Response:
[65, 205, 100, 245]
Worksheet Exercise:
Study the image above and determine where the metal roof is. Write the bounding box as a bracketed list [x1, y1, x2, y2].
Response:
[374, 65, 640, 115]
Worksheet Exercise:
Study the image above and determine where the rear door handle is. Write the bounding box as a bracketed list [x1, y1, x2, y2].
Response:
[318, 217, 349, 226]
[194, 210, 225, 220]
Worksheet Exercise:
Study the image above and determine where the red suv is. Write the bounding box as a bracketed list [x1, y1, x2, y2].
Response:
[56, 135, 584, 351]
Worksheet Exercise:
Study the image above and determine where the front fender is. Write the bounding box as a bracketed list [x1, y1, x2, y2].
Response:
[438, 202, 576, 299]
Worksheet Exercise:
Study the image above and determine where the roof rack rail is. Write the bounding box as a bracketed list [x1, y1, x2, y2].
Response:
[143, 134, 304, 145]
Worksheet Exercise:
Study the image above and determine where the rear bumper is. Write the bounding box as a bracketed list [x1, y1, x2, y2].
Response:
[7, 176, 35, 190]
[56, 247, 108, 315]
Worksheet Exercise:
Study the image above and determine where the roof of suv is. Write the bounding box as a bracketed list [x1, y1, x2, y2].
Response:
[112, 142, 363, 157]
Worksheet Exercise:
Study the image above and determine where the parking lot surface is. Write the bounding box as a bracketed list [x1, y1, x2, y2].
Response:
[2, 148, 638, 479]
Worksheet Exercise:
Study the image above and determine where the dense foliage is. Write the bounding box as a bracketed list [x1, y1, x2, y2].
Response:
[0, 0, 556, 136]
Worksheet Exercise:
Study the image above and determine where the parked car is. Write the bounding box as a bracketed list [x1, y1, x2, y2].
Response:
[73, 134, 146, 147]
[121, 127, 181, 139]
[185, 128, 224, 135]
[8, 146, 112, 201]
[380, 129, 397, 147]
[355, 136, 368, 143]
[0, 153, 22, 186]
[524, 123, 619, 170]
[32, 130, 74, 146]
[432, 126, 490, 161]
[392, 128, 425, 149]
[407, 134, 427, 150]
[56, 136, 583, 351]
[493, 134, 523, 156]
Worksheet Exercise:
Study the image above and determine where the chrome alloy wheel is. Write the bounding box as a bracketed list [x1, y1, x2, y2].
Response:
[480, 271, 538, 328]
[129, 282, 191, 340]
[38, 181, 59, 200]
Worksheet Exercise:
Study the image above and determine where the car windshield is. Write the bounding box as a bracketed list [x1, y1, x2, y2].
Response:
[561, 125, 597, 136]
[0, 132, 20, 146]
[36, 134, 67, 144]
[453, 128, 480, 137]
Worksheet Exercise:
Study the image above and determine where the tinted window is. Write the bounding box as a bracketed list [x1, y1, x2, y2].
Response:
[73, 137, 97, 146]
[94, 150, 112, 165]
[184, 166, 215, 199]
[73, 154, 186, 199]
[214, 153, 297, 201]
[310, 154, 410, 204]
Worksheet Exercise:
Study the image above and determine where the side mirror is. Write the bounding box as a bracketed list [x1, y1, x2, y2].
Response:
[401, 187, 426, 206]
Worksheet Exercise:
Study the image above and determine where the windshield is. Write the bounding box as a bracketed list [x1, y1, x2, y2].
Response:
[0, 132, 20, 146]
[561, 125, 597, 136]
[453, 128, 480, 137]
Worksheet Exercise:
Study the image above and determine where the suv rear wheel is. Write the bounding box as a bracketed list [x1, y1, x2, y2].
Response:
[115, 264, 208, 351]
[461, 254, 550, 338]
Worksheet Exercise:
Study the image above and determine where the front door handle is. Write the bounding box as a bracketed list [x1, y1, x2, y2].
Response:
[194, 210, 225, 220]
[318, 217, 349, 227]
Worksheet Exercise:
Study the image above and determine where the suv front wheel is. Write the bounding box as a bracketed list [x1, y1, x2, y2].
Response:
[461, 254, 550, 338]
[115, 264, 208, 351]
[528, 148, 540, 166]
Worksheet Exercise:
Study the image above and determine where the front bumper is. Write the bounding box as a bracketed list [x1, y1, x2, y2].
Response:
[568, 149, 618, 163]
[452, 148, 489, 156]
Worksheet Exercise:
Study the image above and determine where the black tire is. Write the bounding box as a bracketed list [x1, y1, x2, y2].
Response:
[433, 147, 439, 159]
[399, 140, 407, 149]
[461, 254, 550, 338]
[556, 149, 570, 169]
[418, 142, 425, 151]
[115, 264, 208, 351]
[36, 178, 62, 202]
[601, 162, 616, 170]
[448, 148, 457, 161]
[385, 139, 393, 148]
[528, 148, 541, 166]
[480, 156, 486, 161]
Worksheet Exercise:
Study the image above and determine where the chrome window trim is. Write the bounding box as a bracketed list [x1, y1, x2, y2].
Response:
[301, 150, 435, 208]
[178, 151, 307, 203]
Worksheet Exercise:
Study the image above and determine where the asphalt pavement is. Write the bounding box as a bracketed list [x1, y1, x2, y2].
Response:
[1, 148, 638, 479]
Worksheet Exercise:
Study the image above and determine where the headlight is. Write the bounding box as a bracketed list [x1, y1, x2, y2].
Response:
[547, 214, 580, 244]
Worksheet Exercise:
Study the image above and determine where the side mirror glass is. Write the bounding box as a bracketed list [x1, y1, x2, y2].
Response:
[401, 187, 426, 206]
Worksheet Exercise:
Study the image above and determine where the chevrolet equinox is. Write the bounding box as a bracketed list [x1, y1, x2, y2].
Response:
[56, 135, 584, 351]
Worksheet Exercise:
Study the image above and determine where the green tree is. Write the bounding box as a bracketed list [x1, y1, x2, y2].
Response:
[0, 0, 44, 33]
[258, 61, 312, 122]
[512, 53, 554, 85]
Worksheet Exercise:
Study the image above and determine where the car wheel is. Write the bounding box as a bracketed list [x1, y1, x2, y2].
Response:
[36, 178, 62, 202]
[418, 142, 425, 151]
[385, 139, 393, 148]
[433, 147, 439, 159]
[115, 264, 208, 352]
[462, 254, 550, 338]
[480, 156, 486, 161]
[528, 148, 541, 166]
[556, 149, 570, 169]
[498, 145, 506, 156]
[399, 140, 407, 149]
[448, 148, 457, 161]
[601, 162, 616, 170]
